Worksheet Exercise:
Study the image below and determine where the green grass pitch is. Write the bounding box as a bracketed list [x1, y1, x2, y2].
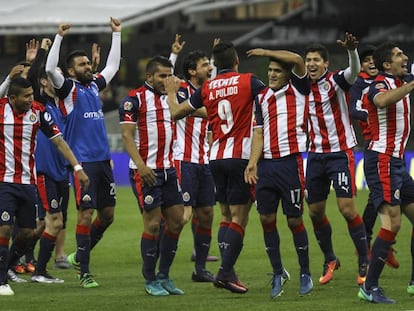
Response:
[3, 187, 413, 311]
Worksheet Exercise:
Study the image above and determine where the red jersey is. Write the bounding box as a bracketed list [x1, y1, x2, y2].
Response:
[254, 75, 309, 158]
[367, 72, 413, 159]
[190, 71, 265, 160]
[307, 71, 357, 153]
[0, 99, 61, 184]
[173, 81, 209, 164]
[119, 83, 174, 169]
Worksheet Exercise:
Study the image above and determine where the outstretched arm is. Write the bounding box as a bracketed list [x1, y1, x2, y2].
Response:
[99, 17, 122, 83]
[374, 80, 414, 108]
[247, 48, 306, 77]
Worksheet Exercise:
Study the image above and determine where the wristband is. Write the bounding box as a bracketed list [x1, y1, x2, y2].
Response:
[73, 164, 83, 172]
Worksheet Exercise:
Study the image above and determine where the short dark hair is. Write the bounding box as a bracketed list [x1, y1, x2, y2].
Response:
[358, 45, 376, 63]
[146, 56, 173, 75]
[212, 42, 238, 70]
[182, 50, 209, 80]
[373, 42, 397, 71]
[269, 57, 293, 72]
[304, 43, 329, 61]
[8, 77, 32, 96]
[66, 50, 88, 69]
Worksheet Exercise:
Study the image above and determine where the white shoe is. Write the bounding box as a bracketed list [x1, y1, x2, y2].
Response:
[31, 272, 64, 284]
[0, 284, 14, 295]
[7, 269, 27, 283]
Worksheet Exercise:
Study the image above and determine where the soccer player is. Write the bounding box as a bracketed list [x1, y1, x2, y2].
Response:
[0, 77, 89, 296]
[22, 36, 72, 282]
[120, 56, 185, 296]
[45, 18, 121, 288]
[304, 33, 369, 285]
[244, 48, 312, 298]
[165, 41, 266, 294]
[357, 42, 414, 304]
[173, 50, 216, 282]
[349, 45, 399, 271]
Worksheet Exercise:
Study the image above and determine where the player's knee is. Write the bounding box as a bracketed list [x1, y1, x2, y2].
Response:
[287, 217, 303, 229]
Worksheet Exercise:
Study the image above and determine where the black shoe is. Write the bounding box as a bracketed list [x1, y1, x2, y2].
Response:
[192, 270, 215, 282]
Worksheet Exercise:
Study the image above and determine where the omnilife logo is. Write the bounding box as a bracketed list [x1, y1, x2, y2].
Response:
[83, 110, 104, 119]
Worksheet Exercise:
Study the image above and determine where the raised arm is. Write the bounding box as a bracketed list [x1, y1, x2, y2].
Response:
[337, 32, 361, 84]
[27, 38, 52, 101]
[169, 34, 186, 69]
[46, 23, 71, 89]
[210, 38, 220, 79]
[91, 43, 101, 73]
[25, 38, 39, 64]
[99, 17, 122, 83]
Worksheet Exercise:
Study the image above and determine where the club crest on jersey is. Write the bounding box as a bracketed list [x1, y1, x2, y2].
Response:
[394, 189, 400, 200]
[123, 101, 133, 111]
[323, 82, 330, 91]
[43, 111, 52, 122]
[182, 192, 190, 202]
[29, 113, 37, 122]
[144, 195, 154, 205]
[50, 199, 59, 209]
[82, 194, 92, 202]
[177, 91, 186, 99]
[1, 211, 10, 222]
[375, 83, 386, 90]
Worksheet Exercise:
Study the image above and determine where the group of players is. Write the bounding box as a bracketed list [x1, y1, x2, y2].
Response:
[0, 16, 414, 305]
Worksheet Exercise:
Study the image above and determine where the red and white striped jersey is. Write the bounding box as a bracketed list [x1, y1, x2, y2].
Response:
[119, 83, 174, 169]
[173, 81, 209, 164]
[367, 73, 413, 159]
[190, 71, 266, 160]
[254, 78, 309, 158]
[0, 99, 61, 184]
[307, 71, 357, 153]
